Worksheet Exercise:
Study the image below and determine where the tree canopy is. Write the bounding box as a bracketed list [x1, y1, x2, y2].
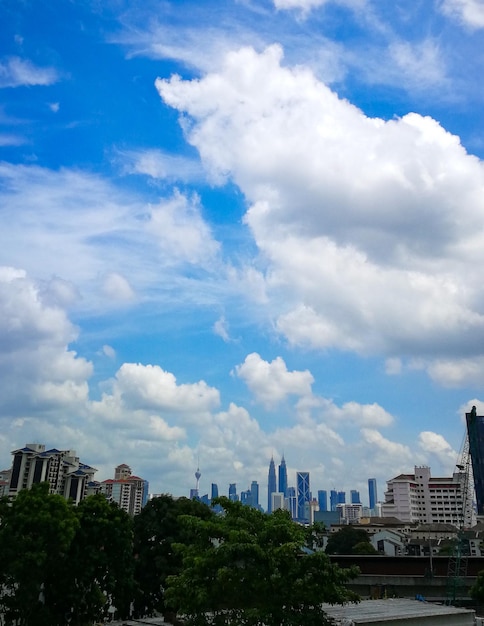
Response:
[133, 493, 213, 618]
[0, 484, 134, 626]
[165, 497, 359, 626]
[325, 525, 376, 555]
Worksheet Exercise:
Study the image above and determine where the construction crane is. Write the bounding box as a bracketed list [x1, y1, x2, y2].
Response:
[445, 424, 475, 605]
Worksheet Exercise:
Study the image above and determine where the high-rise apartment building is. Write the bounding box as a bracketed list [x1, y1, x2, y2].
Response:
[100, 464, 149, 516]
[267, 456, 277, 512]
[278, 455, 288, 497]
[8, 443, 97, 504]
[297, 471, 310, 521]
[368, 478, 378, 510]
[381, 465, 471, 525]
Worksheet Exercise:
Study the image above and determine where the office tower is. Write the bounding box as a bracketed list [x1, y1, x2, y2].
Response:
[297, 471, 310, 521]
[287, 486, 297, 519]
[368, 478, 378, 511]
[228, 483, 238, 501]
[241, 489, 251, 505]
[467, 406, 484, 516]
[271, 492, 285, 511]
[350, 489, 361, 504]
[267, 456, 277, 512]
[278, 454, 288, 497]
[251, 480, 260, 509]
[211, 482, 219, 500]
[8, 443, 97, 504]
[337, 491, 346, 505]
[330, 489, 338, 511]
[317, 489, 328, 512]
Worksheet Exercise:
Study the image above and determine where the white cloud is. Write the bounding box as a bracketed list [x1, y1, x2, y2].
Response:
[273, 0, 365, 13]
[120, 148, 204, 183]
[234, 352, 314, 408]
[157, 45, 484, 384]
[385, 357, 402, 375]
[213, 316, 230, 341]
[102, 272, 136, 302]
[440, 0, 484, 28]
[0, 164, 222, 312]
[418, 431, 457, 470]
[102, 344, 116, 359]
[0, 56, 59, 88]
[0, 267, 92, 414]
[423, 357, 484, 387]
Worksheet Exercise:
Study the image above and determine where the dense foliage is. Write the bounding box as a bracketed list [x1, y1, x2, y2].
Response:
[165, 497, 359, 626]
[0, 487, 359, 626]
[133, 493, 214, 618]
[325, 525, 377, 555]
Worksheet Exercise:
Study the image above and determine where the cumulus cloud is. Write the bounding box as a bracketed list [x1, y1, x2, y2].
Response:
[418, 431, 457, 469]
[440, 0, 484, 28]
[0, 267, 92, 414]
[0, 56, 59, 88]
[157, 45, 484, 384]
[234, 353, 314, 408]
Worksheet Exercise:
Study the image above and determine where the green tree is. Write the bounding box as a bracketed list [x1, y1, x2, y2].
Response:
[470, 569, 484, 603]
[325, 526, 375, 555]
[57, 494, 135, 625]
[165, 497, 359, 626]
[133, 494, 213, 618]
[0, 482, 79, 626]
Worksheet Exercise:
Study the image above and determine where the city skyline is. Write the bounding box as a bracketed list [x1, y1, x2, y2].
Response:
[2, 0, 484, 497]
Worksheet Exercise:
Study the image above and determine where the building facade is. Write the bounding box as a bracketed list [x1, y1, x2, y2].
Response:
[278, 455, 288, 497]
[267, 456, 277, 513]
[8, 443, 97, 503]
[100, 464, 148, 516]
[368, 478, 378, 511]
[297, 471, 310, 521]
[381, 465, 471, 525]
[467, 406, 484, 517]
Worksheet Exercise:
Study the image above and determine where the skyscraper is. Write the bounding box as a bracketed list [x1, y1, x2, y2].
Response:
[317, 489, 328, 512]
[467, 406, 484, 516]
[287, 486, 297, 519]
[337, 491, 346, 505]
[297, 471, 310, 521]
[267, 456, 277, 512]
[229, 483, 238, 501]
[250, 480, 260, 509]
[368, 478, 377, 511]
[330, 489, 338, 512]
[350, 489, 361, 504]
[211, 482, 219, 500]
[278, 454, 288, 497]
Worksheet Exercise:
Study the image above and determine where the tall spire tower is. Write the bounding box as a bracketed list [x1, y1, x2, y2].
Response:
[278, 454, 288, 497]
[267, 455, 277, 513]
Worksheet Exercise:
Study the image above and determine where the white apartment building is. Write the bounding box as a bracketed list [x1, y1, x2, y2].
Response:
[8, 443, 97, 503]
[100, 464, 148, 516]
[337, 502, 363, 524]
[381, 465, 473, 526]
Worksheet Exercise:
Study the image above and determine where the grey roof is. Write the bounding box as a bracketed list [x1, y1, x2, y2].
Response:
[322, 598, 474, 624]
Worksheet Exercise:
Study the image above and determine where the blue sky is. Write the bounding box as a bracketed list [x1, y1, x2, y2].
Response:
[2, 0, 484, 506]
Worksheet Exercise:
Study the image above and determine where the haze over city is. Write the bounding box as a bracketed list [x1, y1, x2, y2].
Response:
[2, 0, 484, 502]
